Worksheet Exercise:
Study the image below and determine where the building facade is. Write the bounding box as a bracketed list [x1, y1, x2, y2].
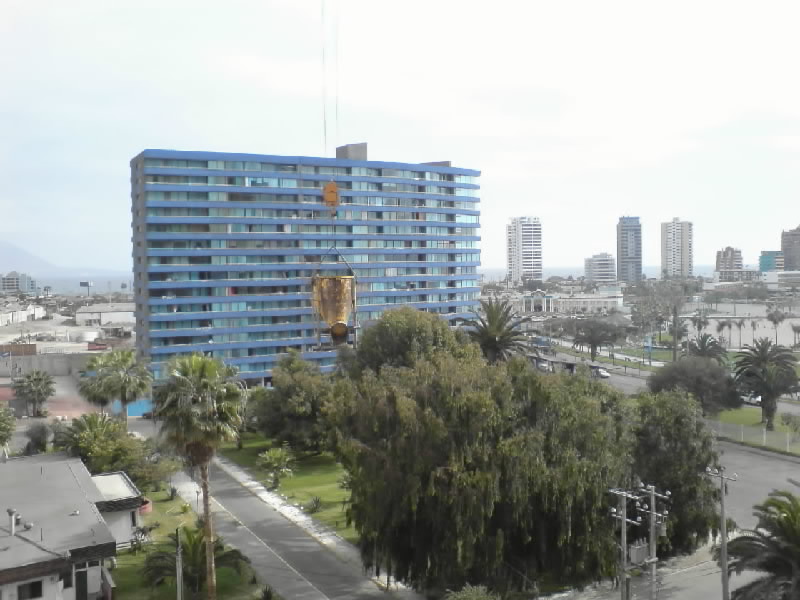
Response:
[1, 271, 37, 294]
[75, 303, 135, 326]
[661, 217, 693, 278]
[584, 252, 616, 284]
[131, 145, 481, 382]
[714, 269, 761, 283]
[506, 217, 542, 283]
[782, 226, 800, 271]
[616, 217, 642, 284]
[759, 250, 784, 272]
[715, 247, 743, 271]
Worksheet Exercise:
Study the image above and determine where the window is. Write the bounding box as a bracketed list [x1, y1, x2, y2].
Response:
[17, 581, 43, 599]
[130, 510, 137, 527]
[88, 560, 100, 567]
[59, 569, 73, 589]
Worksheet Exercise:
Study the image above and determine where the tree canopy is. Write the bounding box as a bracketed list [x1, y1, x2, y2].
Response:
[648, 357, 741, 415]
[13, 370, 54, 417]
[685, 333, 726, 364]
[572, 319, 624, 361]
[734, 339, 798, 430]
[461, 298, 531, 363]
[327, 353, 631, 591]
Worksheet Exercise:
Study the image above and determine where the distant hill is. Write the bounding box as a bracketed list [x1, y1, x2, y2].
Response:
[0, 240, 59, 275]
[0, 241, 129, 278]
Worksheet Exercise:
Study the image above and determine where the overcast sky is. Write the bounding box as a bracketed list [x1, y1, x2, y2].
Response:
[2, 1, 800, 272]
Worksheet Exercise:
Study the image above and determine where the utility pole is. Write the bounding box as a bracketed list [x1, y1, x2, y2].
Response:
[609, 489, 642, 600]
[175, 527, 183, 600]
[707, 467, 737, 600]
[636, 484, 671, 600]
[672, 304, 679, 362]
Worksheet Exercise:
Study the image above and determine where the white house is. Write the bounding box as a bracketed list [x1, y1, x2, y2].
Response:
[0, 454, 119, 600]
[91, 472, 145, 548]
[75, 304, 135, 326]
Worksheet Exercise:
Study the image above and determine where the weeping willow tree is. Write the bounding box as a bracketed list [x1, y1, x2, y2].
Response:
[326, 353, 632, 592]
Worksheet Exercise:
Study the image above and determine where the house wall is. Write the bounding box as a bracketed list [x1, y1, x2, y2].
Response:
[102, 510, 138, 547]
[0, 573, 61, 600]
[75, 311, 135, 326]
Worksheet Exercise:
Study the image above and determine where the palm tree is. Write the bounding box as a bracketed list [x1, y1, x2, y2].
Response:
[767, 310, 787, 345]
[734, 338, 798, 430]
[80, 350, 152, 428]
[462, 298, 530, 363]
[723, 489, 800, 599]
[53, 413, 123, 459]
[690, 313, 710, 338]
[142, 526, 251, 598]
[12, 370, 55, 417]
[735, 318, 746, 349]
[685, 333, 727, 364]
[153, 354, 242, 600]
[573, 319, 623, 362]
[751, 319, 758, 344]
[717, 320, 732, 348]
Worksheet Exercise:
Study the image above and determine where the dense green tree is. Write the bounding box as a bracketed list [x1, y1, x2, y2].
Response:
[633, 392, 720, 555]
[461, 298, 531, 363]
[767, 310, 787, 345]
[79, 350, 152, 428]
[53, 413, 179, 490]
[25, 422, 50, 454]
[572, 319, 624, 361]
[142, 527, 251, 598]
[648, 357, 740, 415]
[153, 354, 242, 600]
[723, 490, 800, 599]
[734, 339, 798, 430]
[13, 370, 55, 417]
[685, 333, 727, 364]
[251, 353, 331, 454]
[327, 354, 630, 592]
[0, 406, 15, 450]
[351, 306, 473, 373]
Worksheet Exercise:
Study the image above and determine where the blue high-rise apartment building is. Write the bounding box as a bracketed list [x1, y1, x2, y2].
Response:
[131, 143, 481, 382]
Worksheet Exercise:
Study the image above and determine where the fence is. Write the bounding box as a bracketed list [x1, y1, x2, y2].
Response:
[703, 419, 800, 455]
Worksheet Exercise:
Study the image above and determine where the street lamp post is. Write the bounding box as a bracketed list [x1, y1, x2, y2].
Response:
[706, 466, 738, 600]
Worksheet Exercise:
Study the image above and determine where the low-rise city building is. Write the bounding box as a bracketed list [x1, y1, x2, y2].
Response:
[0, 303, 46, 327]
[714, 269, 762, 283]
[763, 270, 800, 291]
[715, 247, 743, 271]
[0, 454, 118, 600]
[75, 303, 135, 326]
[91, 472, 145, 549]
[1, 272, 37, 295]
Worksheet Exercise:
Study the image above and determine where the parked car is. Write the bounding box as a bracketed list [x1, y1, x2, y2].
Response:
[595, 368, 611, 379]
[741, 395, 762, 406]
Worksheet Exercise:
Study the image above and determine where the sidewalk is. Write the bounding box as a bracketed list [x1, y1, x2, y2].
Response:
[173, 460, 423, 600]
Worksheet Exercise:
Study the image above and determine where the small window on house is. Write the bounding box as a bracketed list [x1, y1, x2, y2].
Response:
[130, 510, 137, 527]
[59, 569, 73, 589]
[17, 580, 43, 599]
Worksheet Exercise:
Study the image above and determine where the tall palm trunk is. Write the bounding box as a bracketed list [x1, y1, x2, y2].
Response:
[199, 461, 217, 600]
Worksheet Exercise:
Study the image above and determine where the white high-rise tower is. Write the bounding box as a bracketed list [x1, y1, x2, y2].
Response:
[661, 217, 693, 278]
[506, 217, 542, 283]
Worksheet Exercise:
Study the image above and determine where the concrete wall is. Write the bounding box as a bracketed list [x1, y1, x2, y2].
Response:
[102, 510, 137, 547]
[76, 311, 135, 326]
[0, 353, 92, 377]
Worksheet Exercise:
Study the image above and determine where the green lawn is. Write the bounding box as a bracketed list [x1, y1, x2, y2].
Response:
[113, 489, 260, 600]
[220, 433, 355, 543]
[715, 406, 792, 432]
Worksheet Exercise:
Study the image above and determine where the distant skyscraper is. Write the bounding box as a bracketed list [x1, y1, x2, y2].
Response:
[584, 253, 616, 284]
[616, 217, 642, 283]
[782, 225, 800, 271]
[661, 218, 693, 278]
[506, 217, 542, 283]
[715, 247, 743, 271]
[759, 250, 784, 272]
